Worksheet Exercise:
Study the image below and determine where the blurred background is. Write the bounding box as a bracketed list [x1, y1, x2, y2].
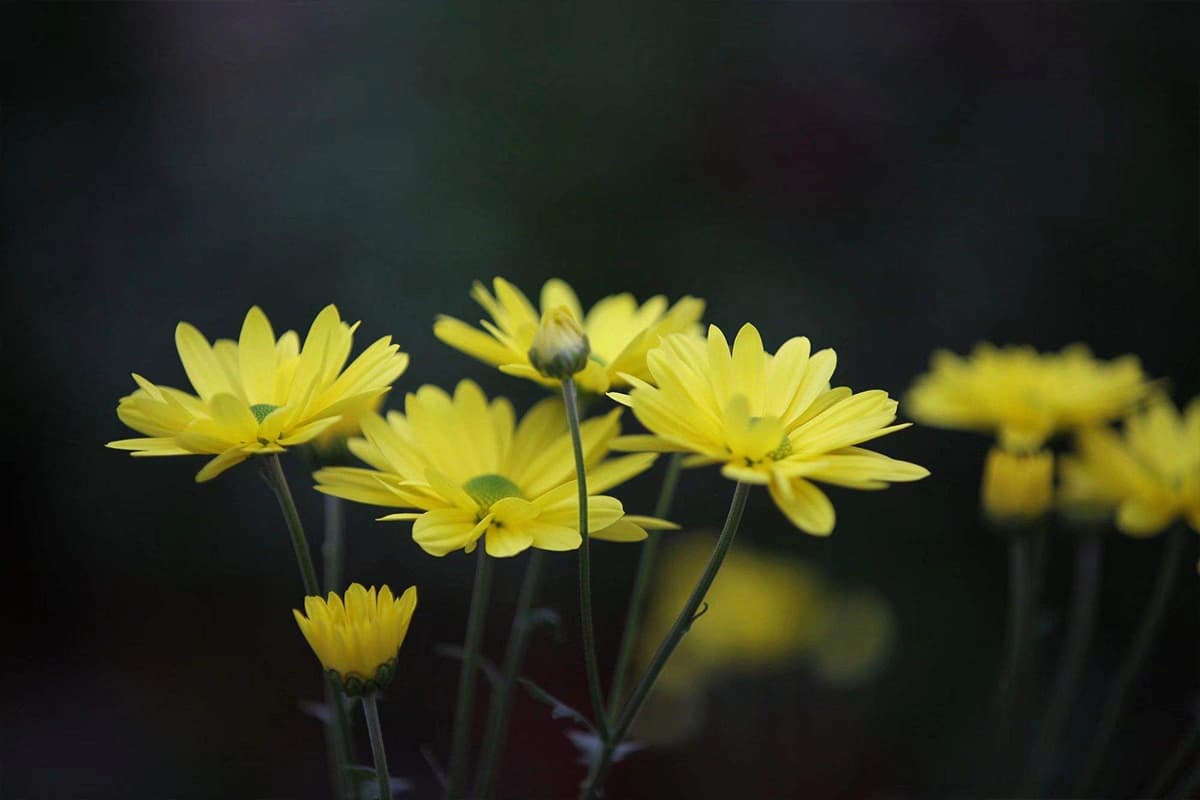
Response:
[3, 3, 1198, 798]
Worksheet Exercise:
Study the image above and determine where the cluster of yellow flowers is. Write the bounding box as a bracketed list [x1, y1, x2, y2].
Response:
[907, 341, 1198, 538]
[106, 276, 937, 798]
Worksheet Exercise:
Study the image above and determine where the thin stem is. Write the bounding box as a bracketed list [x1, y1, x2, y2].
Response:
[259, 454, 320, 597]
[607, 453, 683, 717]
[1074, 528, 1188, 795]
[580, 482, 751, 800]
[323, 494, 345, 593]
[322, 494, 355, 799]
[562, 377, 609, 740]
[1145, 722, 1199, 799]
[362, 693, 392, 800]
[1029, 535, 1102, 792]
[476, 550, 546, 799]
[260, 454, 351, 798]
[446, 545, 495, 800]
[982, 532, 1033, 792]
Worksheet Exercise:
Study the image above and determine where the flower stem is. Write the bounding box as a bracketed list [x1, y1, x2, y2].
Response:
[259, 454, 352, 798]
[259, 454, 320, 597]
[475, 550, 546, 799]
[1074, 528, 1188, 795]
[562, 377, 609, 740]
[362, 693, 392, 800]
[579, 481, 751, 800]
[607, 452, 683, 717]
[1029, 534, 1102, 792]
[322, 494, 356, 800]
[446, 544, 495, 800]
[983, 531, 1033, 791]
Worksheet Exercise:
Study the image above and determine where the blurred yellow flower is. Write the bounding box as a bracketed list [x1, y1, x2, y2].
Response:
[433, 277, 704, 394]
[610, 323, 928, 536]
[314, 380, 676, 557]
[638, 537, 896, 694]
[981, 447, 1054, 524]
[906, 343, 1147, 451]
[1059, 396, 1200, 537]
[311, 392, 386, 455]
[108, 305, 409, 481]
[294, 583, 417, 696]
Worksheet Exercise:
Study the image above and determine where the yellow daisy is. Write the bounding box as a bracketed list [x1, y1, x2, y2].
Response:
[433, 277, 705, 395]
[609, 323, 928, 536]
[906, 343, 1148, 451]
[108, 305, 409, 481]
[294, 582, 417, 696]
[314, 380, 674, 557]
[1059, 396, 1200, 537]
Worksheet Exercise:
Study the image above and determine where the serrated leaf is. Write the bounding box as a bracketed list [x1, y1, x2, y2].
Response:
[566, 729, 644, 770]
[517, 678, 596, 733]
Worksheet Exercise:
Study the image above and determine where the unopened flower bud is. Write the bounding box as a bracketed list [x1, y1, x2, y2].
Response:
[528, 306, 590, 380]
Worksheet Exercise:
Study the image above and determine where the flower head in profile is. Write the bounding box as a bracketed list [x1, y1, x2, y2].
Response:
[906, 343, 1147, 451]
[108, 306, 409, 481]
[981, 447, 1054, 525]
[294, 583, 417, 696]
[1059, 395, 1200, 537]
[433, 277, 704, 395]
[609, 324, 928, 536]
[314, 380, 674, 557]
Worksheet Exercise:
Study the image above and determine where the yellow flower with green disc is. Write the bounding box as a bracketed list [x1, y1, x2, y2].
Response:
[314, 380, 675, 557]
[1059, 395, 1200, 537]
[609, 323, 928, 536]
[108, 305, 409, 481]
[294, 582, 418, 696]
[433, 277, 704, 395]
[906, 343, 1147, 451]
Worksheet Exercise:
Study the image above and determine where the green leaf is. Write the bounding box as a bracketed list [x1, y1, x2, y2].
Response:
[434, 644, 502, 686]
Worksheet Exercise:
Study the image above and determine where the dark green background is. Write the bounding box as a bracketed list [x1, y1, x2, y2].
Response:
[4, 4, 1198, 798]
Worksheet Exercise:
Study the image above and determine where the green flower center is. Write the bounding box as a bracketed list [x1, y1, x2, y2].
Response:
[250, 403, 280, 424]
[767, 435, 793, 461]
[463, 473, 524, 509]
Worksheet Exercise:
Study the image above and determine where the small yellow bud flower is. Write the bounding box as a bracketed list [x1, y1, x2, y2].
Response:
[294, 583, 417, 696]
[982, 447, 1054, 524]
[528, 306, 590, 380]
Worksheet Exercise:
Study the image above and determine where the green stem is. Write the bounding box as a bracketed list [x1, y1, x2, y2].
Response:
[322, 494, 355, 799]
[1029, 535, 1102, 792]
[984, 532, 1033, 792]
[260, 455, 352, 798]
[580, 482, 751, 800]
[607, 453, 683, 717]
[259, 454, 321, 597]
[1074, 528, 1188, 795]
[475, 550, 546, 799]
[562, 377, 609, 740]
[362, 693, 392, 800]
[1145, 721, 1199, 799]
[446, 544, 495, 800]
[323, 494, 345, 593]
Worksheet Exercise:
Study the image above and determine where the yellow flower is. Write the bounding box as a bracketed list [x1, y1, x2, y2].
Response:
[107, 305, 409, 481]
[639, 537, 829, 692]
[433, 277, 705, 394]
[981, 447, 1054, 524]
[314, 380, 675, 557]
[1059, 396, 1200, 537]
[294, 583, 417, 696]
[906, 343, 1147, 451]
[609, 324, 928, 536]
[528, 306, 591, 379]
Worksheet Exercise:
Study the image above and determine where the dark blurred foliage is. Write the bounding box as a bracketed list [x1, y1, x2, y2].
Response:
[3, 3, 1198, 799]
